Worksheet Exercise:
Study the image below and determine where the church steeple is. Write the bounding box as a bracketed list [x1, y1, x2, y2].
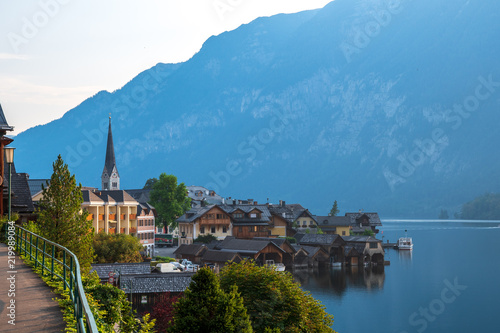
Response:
[101, 115, 120, 190]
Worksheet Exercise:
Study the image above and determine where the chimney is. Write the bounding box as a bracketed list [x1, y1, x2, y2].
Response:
[281, 200, 286, 207]
[254, 201, 258, 205]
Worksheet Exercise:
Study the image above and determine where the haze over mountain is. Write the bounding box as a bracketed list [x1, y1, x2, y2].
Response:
[13, 0, 500, 218]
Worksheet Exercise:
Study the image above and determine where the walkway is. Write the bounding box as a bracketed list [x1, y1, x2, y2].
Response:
[0, 243, 66, 332]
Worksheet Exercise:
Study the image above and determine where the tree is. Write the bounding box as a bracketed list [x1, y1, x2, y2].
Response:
[168, 267, 253, 333]
[194, 234, 217, 244]
[150, 292, 182, 332]
[143, 178, 158, 190]
[438, 209, 449, 220]
[93, 233, 143, 263]
[37, 155, 94, 271]
[460, 193, 500, 220]
[329, 200, 339, 216]
[149, 173, 191, 230]
[219, 260, 335, 332]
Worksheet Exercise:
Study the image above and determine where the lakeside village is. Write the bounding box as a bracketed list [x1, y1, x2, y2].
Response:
[1, 106, 405, 313]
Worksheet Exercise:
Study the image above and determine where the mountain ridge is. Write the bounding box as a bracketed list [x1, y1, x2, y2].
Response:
[12, 0, 500, 218]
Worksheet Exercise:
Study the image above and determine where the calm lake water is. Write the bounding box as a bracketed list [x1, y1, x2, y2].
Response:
[297, 220, 500, 333]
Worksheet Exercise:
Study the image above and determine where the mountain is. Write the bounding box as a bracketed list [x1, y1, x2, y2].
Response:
[12, 0, 500, 218]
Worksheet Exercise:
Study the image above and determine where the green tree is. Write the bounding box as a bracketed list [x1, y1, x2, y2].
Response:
[149, 173, 191, 230]
[93, 233, 143, 263]
[438, 209, 449, 219]
[37, 155, 94, 271]
[194, 234, 218, 244]
[219, 260, 335, 333]
[168, 267, 253, 333]
[143, 178, 158, 190]
[460, 193, 500, 220]
[329, 200, 339, 216]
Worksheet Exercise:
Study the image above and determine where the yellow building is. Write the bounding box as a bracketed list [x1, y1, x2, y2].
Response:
[315, 216, 352, 236]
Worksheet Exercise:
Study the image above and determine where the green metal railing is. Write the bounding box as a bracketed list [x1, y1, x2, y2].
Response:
[14, 226, 98, 333]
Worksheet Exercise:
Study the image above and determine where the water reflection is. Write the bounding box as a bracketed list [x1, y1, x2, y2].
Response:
[294, 265, 385, 296]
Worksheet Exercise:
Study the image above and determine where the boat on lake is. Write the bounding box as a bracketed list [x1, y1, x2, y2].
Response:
[397, 237, 413, 250]
[266, 260, 286, 271]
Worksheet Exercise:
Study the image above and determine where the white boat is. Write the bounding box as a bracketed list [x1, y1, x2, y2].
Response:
[331, 262, 342, 268]
[397, 237, 413, 250]
[266, 260, 286, 271]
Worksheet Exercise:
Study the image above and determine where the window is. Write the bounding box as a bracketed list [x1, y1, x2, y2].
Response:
[103, 182, 108, 188]
[370, 242, 378, 249]
[211, 227, 216, 233]
[342, 231, 346, 236]
[250, 213, 257, 218]
[207, 214, 215, 219]
[200, 227, 205, 234]
[234, 213, 243, 218]
[216, 214, 224, 219]
[238, 226, 242, 232]
[222, 226, 227, 233]
[112, 182, 117, 188]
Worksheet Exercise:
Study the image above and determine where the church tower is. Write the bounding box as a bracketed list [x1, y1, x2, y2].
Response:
[101, 116, 120, 190]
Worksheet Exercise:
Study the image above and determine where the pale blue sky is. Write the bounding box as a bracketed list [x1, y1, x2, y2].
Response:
[0, 0, 332, 136]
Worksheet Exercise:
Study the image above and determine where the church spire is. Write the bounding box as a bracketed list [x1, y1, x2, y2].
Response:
[101, 115, 120, 190]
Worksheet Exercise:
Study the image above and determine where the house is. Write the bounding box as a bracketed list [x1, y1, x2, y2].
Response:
[120, 272, 193, 314]
[341, 235, 385, 265]
[314, 215, 351, 236]
[345, 212, 382, 235]
[81, 189, 141, 237]
[200, 250, 242, 269]
[292, 245, 330, 268]
[187, 185, 224, 208]
[136, 202, 156, 257]
[214, 237, 287, 266]
[90, 262, 152, 283]
[4, 163, 36, 223]
[295, 233, 346, 264]
[176, 205, 232, 245]
[253, 237, 297, 267]
[173, 243, 208, 264]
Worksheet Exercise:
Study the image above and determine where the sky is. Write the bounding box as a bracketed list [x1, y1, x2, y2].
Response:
[0, 0, 332, 136]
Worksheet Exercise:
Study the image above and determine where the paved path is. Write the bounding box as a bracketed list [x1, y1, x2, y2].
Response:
[0, 243, 66, 332]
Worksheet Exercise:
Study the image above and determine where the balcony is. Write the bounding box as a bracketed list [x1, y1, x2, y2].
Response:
[86, 214, 94, 221]
[129, 227, 137, 233]
[98, 214, 104, 221]
[98, 228, 104, 233]
[129, 214, 137, 220]
[120, 228, 126, 233]
[109, 228, 116, 234]
[120, 214, 126, 220]
[109, 214, 117, 220]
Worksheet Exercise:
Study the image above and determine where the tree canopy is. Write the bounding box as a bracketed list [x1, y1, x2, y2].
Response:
[93, 233, 143, 263]
[219, 260, 335, 332]
[37, 155, 94, 270]
[168, 267, 253, 333]
[149, 173, 191, 230]
[460, 193, 500, 220]
[329, 200, 339, 216]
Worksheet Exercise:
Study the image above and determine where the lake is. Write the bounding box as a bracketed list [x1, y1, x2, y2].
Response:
[297, 220, 500, 333]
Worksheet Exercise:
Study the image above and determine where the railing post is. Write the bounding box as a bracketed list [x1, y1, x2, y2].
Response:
[29, 233, 33, 260]
[35, 236, 39, 269]
[69, 257, 73, 292]
[63, 251, 67, 291]
[51, 244, 55, 278]
[24, 229, 28, 255]
[42, 240, 46, 276]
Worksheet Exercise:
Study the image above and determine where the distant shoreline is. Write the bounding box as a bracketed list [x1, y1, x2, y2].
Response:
[382, 219, 500, 223]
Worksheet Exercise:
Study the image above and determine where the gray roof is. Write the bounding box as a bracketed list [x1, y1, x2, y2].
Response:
[201, 250, 241, 263]
[27, 179, 50, 196]
[342, 236, 381, 243]
[0, 103, 14, 132]
[173, 244, 207, 256]
[217, 237, 285, 254]
[102, 117, 118, 177]
[120, 273, 193, 293]
[267, 203, 309, 222]
[81, 189, 138, 204]
[125, 189, 151, 204]
[4, 163, 35, 213]
[90, 262, 152, 280]
[345, 212, 382, 226]
[315, 215, 351, 226]
[177, 204, 272, 224]
[187, 186, 224, 206]
[297, 234, 345, 246]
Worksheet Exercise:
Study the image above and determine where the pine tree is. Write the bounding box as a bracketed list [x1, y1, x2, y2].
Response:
[37, 155, 95, 271]
[168, 267, 253, 333]
[329, 200, 339, 216]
